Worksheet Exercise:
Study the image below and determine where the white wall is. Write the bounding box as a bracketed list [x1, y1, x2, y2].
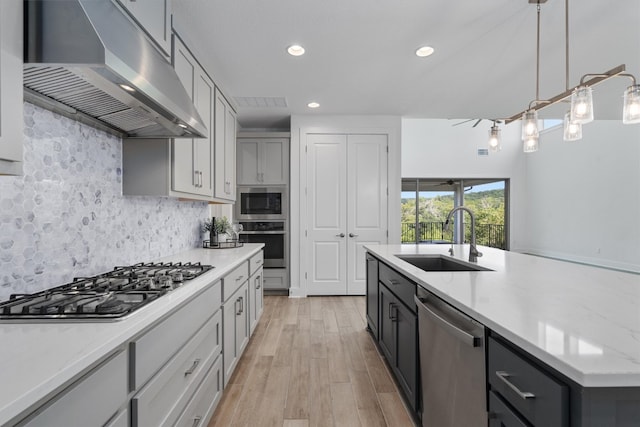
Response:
[522, 121, 640, 272]
[401, 118, 528, 251]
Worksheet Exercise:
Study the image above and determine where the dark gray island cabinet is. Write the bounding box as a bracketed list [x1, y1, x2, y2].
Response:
[365, 251, 640, 427]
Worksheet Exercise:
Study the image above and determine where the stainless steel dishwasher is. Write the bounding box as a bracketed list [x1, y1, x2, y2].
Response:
[415, 287, 487, 427]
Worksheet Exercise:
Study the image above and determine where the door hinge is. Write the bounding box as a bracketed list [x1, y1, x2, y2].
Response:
[305, 145, 308, 153]
[305, 230, 308, 237]
[386, 187, 389, 196]
[386, 230, 389, 237]
[305, 272, 307, 279]
[386, 145, 389, 153]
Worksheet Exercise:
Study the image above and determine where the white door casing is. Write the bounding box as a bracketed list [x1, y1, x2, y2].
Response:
[306, 133, 388, 295]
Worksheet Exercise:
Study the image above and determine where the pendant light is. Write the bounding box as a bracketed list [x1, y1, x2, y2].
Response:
[503, 0, 638, 145]
[488, 122, 501, 152]
[570, 86, 594, 124]
[563, 111, 582, 141]
[623, 84, 640, 124]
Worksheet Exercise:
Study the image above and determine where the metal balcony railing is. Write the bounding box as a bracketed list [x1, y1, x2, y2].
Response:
[401, 222, 506, 250]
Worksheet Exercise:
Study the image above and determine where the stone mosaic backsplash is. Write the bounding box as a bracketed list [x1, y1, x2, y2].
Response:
[0, 103, 210, 300]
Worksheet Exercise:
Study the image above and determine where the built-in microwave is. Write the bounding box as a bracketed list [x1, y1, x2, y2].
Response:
[236, 186, 287, 220]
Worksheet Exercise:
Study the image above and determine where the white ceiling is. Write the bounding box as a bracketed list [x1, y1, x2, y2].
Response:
[173, 0, 640, 129]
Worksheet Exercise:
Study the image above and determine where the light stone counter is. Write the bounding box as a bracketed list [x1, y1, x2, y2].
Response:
[0, 244, 263, 426]
[365, 244, 640, 388]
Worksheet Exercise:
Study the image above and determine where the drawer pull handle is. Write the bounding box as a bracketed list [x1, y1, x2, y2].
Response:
[184, 359, 201, 377]
[388, 302, 397, 321]
[236, 275, 244, 282]
[192, 416, 202, 427]
[236, 297, 242, 315]
[387, 279, 400, 286]
[495, 371, 535, 400]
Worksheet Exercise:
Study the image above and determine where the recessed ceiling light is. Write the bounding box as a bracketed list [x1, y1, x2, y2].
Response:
[119, 84, 135, 92]
[307, 102, 320, 109]
[287, 45, 305, 56]
[415, 46, 435, 57]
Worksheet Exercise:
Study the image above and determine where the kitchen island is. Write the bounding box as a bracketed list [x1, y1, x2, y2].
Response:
[365, 244, 640, 426]
[0, 244, 263, 427]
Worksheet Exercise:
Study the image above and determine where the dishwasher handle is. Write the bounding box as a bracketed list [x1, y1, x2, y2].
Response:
[414, 295, 482, 348]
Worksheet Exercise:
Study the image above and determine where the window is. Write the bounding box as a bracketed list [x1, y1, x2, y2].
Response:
[401, 179, 508, 249]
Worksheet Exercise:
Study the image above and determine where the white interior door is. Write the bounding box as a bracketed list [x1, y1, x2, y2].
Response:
[306, 133, 388, 295]
[306, 134, 348, 295]
[347, 134, 388, 294]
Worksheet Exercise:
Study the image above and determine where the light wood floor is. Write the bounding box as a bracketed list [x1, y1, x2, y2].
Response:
[208, 296, 417, 427]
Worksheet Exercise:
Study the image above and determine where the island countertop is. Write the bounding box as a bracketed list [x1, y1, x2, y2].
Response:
[364, 244, 640, 388]
[0, 244, 263, 427]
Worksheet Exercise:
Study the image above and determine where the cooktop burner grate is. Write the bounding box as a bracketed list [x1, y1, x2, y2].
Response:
[0, 262, 213, 321]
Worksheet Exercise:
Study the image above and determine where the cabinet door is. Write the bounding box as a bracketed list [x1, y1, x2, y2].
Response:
[394, 299, 418, 411]
[237, 140, 260, 185]
[193, 72, 214, 196]
[249, 268, 264, 334]
[489, 391, 529, 427]
[117, 0, 171, 56]
[236, 282, 250, 355]
[214, 90, 237, 201]
[366, 254, 379, 339]
[172, 37, 197, 194]
[261, 139, 288, 184]
[378, 284, 396, 363]
[0, 0, 23, 176]
[222, 293, 238, 386]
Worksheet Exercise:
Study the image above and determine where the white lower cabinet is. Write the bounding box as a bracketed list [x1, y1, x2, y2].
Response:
[223, 281, 249, 386]
[249, 267, 264, 335]
[132, 310, 222, 427]
[174, 355, 223, 427]
[20, 349, 127, 427]
[105, 408, 129, 427]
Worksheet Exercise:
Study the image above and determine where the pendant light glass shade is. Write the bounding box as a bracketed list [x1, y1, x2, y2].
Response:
[563, 111, 582, 141]
[488, 125, 501, 152]
[523, 136, 539, 153]
[623, 84, 640, 124]
[570, 86, 594, 123]
[521, 110, 539, 140]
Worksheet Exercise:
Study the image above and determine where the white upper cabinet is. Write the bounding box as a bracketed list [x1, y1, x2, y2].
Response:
[172, 36, 213, 197]
[214, 89, 237, 202]
[237, 136, 289, 186]
[116, 0, 172, 57]
[0, 0, 23, 176]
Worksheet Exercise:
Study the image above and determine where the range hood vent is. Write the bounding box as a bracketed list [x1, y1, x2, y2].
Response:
[23, 0, 207, 138]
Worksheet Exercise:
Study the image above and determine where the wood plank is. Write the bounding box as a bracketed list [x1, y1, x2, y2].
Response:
[309, 296, 324, 320]
[309, 357, 334, 427]
[208, 383, 242, 427]
[283, 420, 309, 427]
[227, 355, 273, 427]
[330, 383, 362, 427]
[283, 350, 310, 419]
[273, 323, 296, 367]
[378, 392, 416, 427]
[357, 330, 396, 393]
[309, 319, 327, 358]
[259, 317, 283, 356]
[325, 332, 350, 383]
[252, 365, 291, 427]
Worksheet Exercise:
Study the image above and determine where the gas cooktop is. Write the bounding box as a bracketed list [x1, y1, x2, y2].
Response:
[0, 262, 214, 321]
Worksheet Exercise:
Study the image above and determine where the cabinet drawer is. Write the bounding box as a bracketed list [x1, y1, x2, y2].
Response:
[22, 350, 127, 427]
[488, 336, 568, 426]
[131, 282, 221, 389]
[174, 354, 223, 427]
[379, 262, 416, 312]
[132, 310, 222, 427]
[489, 391, 528, 427]
[249, 250, 264, 275]
[223, 261, 249, 301]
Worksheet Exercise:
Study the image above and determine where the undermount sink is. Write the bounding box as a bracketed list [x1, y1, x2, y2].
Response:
[395, 255, 493, 272]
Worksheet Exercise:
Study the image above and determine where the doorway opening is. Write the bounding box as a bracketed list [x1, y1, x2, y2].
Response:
[401, 179, 508, 250]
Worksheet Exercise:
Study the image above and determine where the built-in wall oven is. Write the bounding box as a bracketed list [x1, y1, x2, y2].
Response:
[236, 186, 287, 221]
[238, 221, 287, 268]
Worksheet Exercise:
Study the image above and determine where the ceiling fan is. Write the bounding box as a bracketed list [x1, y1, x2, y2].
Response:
[451, 118, 502, 127]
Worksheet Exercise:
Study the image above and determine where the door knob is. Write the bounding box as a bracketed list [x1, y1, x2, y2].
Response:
[349, 233, 359, 237]
[336, 233, 345, 238]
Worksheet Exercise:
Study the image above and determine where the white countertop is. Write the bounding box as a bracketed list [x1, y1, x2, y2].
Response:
[365, 244, 640, 388]
[0, 244, 263, 427]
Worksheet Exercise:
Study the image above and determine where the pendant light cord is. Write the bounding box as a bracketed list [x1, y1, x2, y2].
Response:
[535, 2, 541, 102]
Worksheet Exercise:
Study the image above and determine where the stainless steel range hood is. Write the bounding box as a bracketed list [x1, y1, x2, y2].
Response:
[23, 0, 207, 138]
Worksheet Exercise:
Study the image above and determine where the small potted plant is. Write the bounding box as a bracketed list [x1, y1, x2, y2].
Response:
[202, 216, 232, 243]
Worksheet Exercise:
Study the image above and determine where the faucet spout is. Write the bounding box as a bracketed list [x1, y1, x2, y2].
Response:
[445, 206, 483, 262]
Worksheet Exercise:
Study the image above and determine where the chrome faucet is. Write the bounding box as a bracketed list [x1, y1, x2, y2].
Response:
[444, 206, 483, 262]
